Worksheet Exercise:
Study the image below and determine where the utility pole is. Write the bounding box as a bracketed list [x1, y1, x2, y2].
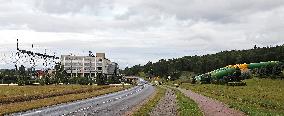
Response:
[70, 56, 73, 77]
[70, 56, 73, 78]
[89, 58, 92, 78]
[82, 58, 85, 77]
[75, 59, 78, 77]
[16, 39, 19, 85]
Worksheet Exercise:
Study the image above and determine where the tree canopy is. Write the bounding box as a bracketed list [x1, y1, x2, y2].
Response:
[123, 45, 284, 79]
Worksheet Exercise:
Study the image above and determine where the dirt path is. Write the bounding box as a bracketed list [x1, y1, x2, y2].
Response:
[178, 88, 246, 116]
[149, 88, 178, 116]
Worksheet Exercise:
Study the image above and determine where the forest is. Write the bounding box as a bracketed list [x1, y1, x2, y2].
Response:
[123, 45, 284, 80]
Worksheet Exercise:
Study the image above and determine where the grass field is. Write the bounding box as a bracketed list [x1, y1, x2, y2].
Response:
[0, 85, 130, 115]
[174, 89, 203, 116]
[133, 86, 166, 116]
[179, 78, 284, 116]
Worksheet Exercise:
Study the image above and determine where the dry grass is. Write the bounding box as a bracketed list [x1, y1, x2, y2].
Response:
[0, 85, 112, 104]
[0, 85, 130, 115]
[0, 85, 106, 99]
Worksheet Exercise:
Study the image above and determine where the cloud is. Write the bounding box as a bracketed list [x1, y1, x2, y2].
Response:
[0, 0, 284, 69]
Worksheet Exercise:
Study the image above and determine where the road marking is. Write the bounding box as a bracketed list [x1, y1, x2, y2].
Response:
[21, 110, 43, 116]
[35, 110, 42, 113]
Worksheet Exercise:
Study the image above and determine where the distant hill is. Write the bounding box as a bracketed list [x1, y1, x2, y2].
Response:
[123, 44, 284, 79]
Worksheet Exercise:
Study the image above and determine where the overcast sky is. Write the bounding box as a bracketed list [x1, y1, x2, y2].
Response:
[0, 0, 284, 69]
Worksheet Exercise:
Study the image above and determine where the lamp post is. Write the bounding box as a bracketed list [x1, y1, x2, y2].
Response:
[69, 56, 73, 78]
[89, 58, 92, 78]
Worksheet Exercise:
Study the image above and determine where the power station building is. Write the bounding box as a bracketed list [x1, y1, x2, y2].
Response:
[60, 53, 119, 78]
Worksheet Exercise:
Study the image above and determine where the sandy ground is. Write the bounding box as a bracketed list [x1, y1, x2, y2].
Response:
[178, 88, 246, 116]
[149, 88, 178, 116]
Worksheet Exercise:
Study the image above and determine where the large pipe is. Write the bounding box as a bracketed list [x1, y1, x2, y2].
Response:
[195, 61, 280, 82]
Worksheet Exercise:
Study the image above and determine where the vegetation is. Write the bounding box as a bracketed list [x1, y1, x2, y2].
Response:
[179, 78, 284, 116]
[133, 86, 166, 116]
[0, 85, 112, 104]
[123, 45, 284, 80]
[0, 63, 123, 85]
[252, 63, 284, 79]
[0, 85, 131, 115]
[174, 88, 203, 116]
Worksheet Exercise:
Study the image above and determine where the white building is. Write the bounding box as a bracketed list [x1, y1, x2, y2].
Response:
[60, 53, 118, 78]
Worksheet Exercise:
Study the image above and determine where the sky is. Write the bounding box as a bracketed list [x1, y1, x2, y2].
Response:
[0, 0, 284, 69]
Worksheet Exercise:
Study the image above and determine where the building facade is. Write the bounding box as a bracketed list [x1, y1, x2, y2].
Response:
[60, 53, 118, 78]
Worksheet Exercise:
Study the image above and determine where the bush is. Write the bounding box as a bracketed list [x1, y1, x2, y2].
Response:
[67, 76, 92, 85]
[241, 71, 251, 79]
[78, 76, 91, 85]
[17, 77, 25, 86]
[39, 78, 45, 86]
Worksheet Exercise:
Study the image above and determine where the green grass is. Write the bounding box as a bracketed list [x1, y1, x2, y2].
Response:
[174, 89, 203, 116]
[179, 78, 284, 116]
[0, 85, 131, 115]
[133, 86, 166, 116]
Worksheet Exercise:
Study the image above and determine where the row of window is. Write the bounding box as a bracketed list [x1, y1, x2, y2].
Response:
[64, 63, 102, 66]
[65, 67, 103, 71]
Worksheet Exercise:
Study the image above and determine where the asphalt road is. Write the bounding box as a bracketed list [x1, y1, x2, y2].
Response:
[11, 84, 155, 116]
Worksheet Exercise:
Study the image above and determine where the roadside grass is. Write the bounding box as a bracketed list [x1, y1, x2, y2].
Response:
[0, 85, 131, 115]
[174, 89, 203, 116]
[179, 78, 284, 116]
[133, 86, 166, 116]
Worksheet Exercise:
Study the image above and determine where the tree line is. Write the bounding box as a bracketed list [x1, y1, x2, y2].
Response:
[123, 45, 284, 80]
[0, 63, 122, 85]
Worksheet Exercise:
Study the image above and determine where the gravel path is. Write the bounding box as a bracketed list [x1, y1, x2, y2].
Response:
[149, 88, 178, 116]
[178, 88, 246, 116]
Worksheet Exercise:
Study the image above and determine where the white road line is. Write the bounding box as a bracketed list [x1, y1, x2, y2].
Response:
[21, 110, 42, 116]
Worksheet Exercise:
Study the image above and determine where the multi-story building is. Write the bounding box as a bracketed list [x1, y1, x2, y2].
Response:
[60, 53, 118, 78]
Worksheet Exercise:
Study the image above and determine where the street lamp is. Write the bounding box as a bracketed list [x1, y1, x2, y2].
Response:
[69, 55, 73, 78]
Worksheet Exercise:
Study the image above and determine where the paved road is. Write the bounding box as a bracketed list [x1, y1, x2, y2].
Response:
[11, 84, 155, 116]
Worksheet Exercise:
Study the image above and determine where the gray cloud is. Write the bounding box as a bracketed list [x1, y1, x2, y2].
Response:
[0, 0, 284, 69]
[34, 0, 112, 15]
[124, 0, 284, 22]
